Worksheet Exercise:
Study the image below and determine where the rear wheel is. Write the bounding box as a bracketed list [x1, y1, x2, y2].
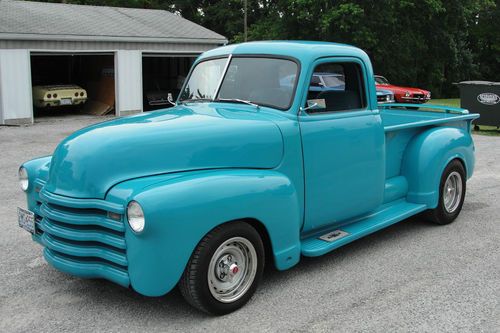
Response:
[425, 160, 466, 225]
[179, 222, 265, 315]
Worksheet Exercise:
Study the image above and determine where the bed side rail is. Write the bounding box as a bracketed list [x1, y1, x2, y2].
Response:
[380, 103, 469, 115]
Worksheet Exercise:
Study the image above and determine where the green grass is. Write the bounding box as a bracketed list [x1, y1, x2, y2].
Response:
[426, 98, 460, 108]
[426, 98, 499, 136]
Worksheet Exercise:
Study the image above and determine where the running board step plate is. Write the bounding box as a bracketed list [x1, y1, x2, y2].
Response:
[318, 230, 350, 242]
[301, 200, 427, 257]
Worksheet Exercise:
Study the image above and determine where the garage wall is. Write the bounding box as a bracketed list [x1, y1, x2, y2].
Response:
[115, 50, 143, 116]
[0, 49, 33, 124]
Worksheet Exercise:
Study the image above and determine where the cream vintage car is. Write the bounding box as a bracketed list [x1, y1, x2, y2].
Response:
[32, 85, 87, 108]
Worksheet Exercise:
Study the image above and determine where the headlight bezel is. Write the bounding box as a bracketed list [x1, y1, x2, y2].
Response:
[19, 167, 29, 192]
[127, 200, 145, 233]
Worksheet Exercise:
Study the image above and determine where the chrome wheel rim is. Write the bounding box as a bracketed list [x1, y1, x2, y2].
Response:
[443, 171, 463, 213]
[208, 237, 257, 303]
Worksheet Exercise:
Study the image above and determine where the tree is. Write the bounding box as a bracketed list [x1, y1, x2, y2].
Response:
[34, 0, 499, 97]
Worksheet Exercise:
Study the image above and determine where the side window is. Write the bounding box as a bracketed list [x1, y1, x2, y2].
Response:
[306, 62, 366, 113]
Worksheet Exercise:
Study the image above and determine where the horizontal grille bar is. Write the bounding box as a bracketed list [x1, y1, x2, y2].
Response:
[44, 248, 130, 288]
[41, 232, 128, 267]
[40, 218, 126, 249]
[39, 189, 124, 214]
[40, 203, 124, 232]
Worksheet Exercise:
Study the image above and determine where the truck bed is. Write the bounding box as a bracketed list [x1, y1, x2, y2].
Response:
[380, 103, 479, 132]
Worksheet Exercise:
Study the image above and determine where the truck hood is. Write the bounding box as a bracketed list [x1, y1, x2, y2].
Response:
[45, 104, 284, 199]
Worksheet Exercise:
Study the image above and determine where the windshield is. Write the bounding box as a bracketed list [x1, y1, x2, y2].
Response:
[178, 57, 227, 101]
[179, 56, 299, 110]
[375, 76, 390, 85]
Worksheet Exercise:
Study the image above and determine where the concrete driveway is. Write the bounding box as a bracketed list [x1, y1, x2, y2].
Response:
[0, 115, 498, 332]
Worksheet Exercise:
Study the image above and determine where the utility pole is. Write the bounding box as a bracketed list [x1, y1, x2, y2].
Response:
[244, 0, 248, 42]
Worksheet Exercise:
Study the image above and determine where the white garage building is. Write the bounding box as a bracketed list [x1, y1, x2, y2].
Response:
[0, 0, 227, 125]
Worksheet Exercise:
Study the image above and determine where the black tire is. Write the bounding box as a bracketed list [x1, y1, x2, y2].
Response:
[179, 222, 265, 315]
[424, 159, 466, 225]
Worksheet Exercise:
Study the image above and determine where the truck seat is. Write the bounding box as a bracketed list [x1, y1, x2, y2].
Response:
[317, 90, 361, 112]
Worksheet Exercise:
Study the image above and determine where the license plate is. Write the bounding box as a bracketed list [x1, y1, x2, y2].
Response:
[18, 207, 35, 234]
[60, 98, 72, 106]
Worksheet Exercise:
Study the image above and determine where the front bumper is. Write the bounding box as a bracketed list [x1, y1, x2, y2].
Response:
[33, 97, 87, 108]
[399, 96, 431, 104]
[147, 96, 170, 106]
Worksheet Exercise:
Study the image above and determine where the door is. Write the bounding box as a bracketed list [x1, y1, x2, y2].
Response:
[299, 58, 385, 232]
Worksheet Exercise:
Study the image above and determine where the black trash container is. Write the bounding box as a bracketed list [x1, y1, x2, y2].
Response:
[457, 81, 500, 128]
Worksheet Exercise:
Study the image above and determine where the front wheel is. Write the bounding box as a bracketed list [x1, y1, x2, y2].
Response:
[179, 222, 265, 315]
[424, 159, 466, 225]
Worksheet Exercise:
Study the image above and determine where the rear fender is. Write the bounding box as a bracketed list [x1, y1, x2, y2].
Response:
[107, 169, 301, 297]
[401, 126, 474, 208]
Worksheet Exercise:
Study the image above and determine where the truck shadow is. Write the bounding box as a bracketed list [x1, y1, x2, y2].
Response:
[64, 215, 436, 319]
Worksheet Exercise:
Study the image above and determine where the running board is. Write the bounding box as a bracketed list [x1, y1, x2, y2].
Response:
[301, 200, 427, 257]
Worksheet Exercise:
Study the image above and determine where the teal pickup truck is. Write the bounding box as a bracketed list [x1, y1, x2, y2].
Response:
[18, 41, 479, 315]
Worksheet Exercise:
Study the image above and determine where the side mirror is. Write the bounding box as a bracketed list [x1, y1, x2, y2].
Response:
[167, 93, 176, 106]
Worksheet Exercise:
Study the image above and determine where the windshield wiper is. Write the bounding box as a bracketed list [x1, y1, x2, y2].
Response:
[179, 98, 213, 104]
[216, 98, 260, 108]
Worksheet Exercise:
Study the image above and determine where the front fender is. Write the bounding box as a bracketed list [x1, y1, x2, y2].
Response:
[401, 126, 474, 208]
[106, 169, 301, 297]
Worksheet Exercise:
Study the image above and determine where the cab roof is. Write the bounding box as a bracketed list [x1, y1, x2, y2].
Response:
[198, 41, 371, 66]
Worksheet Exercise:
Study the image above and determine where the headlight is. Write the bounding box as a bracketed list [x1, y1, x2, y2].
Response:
[19, 167, 29, 191]
[127, 201, 145, 233]
[405, 91, 410, 97]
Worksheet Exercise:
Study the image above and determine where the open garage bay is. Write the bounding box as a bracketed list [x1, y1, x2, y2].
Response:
[31, 53, 116, 118]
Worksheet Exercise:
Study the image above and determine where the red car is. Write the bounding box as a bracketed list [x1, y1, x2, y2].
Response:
[375, 75, 431, 103]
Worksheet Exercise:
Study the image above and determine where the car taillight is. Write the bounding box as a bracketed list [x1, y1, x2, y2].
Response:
[53, 93, 57, 98]
[75, 92, 79, 97]
[80, 92, 84, 96]
[47, 94, 51, 98]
